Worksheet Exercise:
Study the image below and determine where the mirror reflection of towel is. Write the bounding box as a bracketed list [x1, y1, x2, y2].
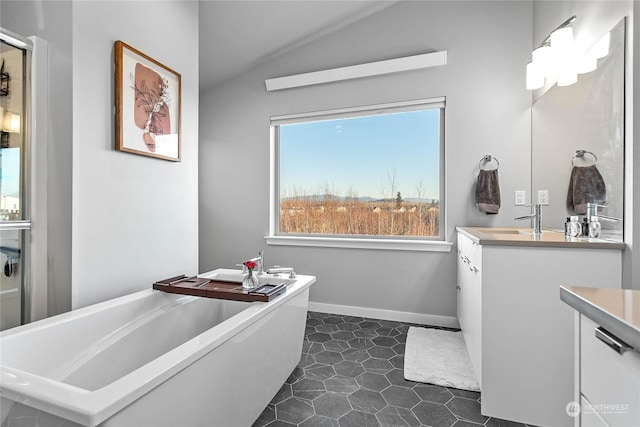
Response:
[567, 165, 606, 214]
[475, 169, 501, 214]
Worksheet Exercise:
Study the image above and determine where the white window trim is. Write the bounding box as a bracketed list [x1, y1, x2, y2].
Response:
[264, 235, 452, 252]
[271, 97, 445, 125]
[268, 98, 450, 253]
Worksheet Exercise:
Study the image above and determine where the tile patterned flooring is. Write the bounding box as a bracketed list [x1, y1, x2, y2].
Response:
[253, 312, 532, 427]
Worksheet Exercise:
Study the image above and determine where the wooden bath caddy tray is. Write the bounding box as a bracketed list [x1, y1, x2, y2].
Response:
[153, 275, 286, 302]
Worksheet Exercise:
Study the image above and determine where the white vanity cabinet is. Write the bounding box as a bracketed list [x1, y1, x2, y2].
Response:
[561, 286, 640, 427]
[456, 228, 623, 427]
[456, 232, 482, 387]
[580, 315, 640, 426]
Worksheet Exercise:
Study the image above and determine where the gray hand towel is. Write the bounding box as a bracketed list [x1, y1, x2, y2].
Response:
[567, 165, 606, 214]
[476, 169, 501, 214]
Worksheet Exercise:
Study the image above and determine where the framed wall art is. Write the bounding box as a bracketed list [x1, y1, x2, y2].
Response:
[115, 41, 181, 161]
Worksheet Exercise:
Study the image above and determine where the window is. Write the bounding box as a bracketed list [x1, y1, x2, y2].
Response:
[268, 98, 448, 251]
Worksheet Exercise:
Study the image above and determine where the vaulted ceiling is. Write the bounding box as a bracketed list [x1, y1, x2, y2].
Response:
[198, 0, 399, 92]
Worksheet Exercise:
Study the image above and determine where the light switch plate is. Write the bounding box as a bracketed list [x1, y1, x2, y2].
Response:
[515, 190, 526, 206]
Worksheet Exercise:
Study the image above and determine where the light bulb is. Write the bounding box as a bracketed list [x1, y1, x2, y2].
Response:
[577, 54, 597, 74]
[532, 45, 552, 76]
[526, 61, 544, 90]
[551, 27, 574, 53]
[9, 114, 20, 133]
[591, 32, 610, 59]
[557, 70, 578, 86]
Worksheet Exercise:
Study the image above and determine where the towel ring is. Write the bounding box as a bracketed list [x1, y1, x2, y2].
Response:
[479, 155, 499, 171]
[571, 150, 598, 166]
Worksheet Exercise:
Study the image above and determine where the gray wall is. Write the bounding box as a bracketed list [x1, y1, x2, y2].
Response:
[1, 0, 73, 316]
[71, 1, 200, 307]
[634, 0, 640, 290]
[2, 0, 200, 311]
[199, 0, 533, 322]
[532, 0, 638, 290]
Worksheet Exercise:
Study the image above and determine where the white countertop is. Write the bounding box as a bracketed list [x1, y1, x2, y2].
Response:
[457, 226, 625, 250]
[560, 286, 640, 351]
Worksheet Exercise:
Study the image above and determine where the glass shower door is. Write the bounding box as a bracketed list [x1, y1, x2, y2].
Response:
[0, 228, 27, 330]
[1, 35, 30, 331]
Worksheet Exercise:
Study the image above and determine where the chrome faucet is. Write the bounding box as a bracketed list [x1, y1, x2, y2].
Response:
[515, 204, 543, 234]
[586, 203, 621, 222]
[238, 251, 265, 275]
[266, 266, 296, 279]
[256, 251, 264, 275]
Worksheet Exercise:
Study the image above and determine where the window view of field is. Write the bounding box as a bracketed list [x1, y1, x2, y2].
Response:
[278, 107, 442, 238]
[280, 193, 440, 237]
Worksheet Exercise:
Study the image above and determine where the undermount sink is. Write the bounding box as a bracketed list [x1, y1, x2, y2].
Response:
[481, 229, 548, 235]
[479, 228, 562, 237]
[477, 228, 521, 235]
[516, 229, 553, 235]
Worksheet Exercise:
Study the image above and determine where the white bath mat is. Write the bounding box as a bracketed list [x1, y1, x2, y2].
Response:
[404, 327, 480, 392]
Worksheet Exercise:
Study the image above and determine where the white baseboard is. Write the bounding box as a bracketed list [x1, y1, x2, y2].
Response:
[308, 302, 460, 329]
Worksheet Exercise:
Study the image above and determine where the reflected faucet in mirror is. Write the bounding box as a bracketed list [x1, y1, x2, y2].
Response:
[586, 203, 620, 223]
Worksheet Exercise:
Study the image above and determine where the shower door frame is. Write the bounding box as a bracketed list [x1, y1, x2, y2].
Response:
[1, 27, 48, 326]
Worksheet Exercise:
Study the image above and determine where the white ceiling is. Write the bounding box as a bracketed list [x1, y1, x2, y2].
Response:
[198, 0, 399, 92]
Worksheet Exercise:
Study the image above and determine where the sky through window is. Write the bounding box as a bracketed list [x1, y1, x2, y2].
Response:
[280, 109, 440, 201]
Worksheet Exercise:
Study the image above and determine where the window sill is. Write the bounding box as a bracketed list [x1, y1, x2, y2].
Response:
[265, 235, 453, 252]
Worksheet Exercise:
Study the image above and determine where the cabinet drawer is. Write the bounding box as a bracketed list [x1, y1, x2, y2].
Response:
[457, 232, 481, 270]
[581, 315, 640, 426]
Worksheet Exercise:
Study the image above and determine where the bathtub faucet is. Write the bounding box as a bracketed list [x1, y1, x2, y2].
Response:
[257, 251, 264, 275]
[266, 266, 296, 279]
[239, 251, 265, 275]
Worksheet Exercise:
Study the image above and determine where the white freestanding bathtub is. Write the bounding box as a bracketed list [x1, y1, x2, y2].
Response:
[0, 269, 316, 427]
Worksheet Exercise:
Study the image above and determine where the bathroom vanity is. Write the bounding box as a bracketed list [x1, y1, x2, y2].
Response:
[456, 227, 624, 427]
[560, 286, 640, 427]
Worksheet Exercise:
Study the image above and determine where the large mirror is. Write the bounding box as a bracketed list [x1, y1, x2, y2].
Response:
[532, 18, 625, 240]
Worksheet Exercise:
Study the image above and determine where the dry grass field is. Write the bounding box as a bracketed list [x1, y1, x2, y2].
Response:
[280, 196, 440, 237]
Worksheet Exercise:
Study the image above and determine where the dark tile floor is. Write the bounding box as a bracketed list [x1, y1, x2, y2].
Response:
[253, 312, 533, 427]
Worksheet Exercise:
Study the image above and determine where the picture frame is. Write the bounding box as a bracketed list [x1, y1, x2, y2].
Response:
[114, 41, 181, 161]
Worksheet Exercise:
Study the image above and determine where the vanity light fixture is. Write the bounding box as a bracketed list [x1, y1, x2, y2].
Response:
[3, 111, 21, 133]
[526, 15, 577, 90]
[526, 16, 611, 91]
[0, 107, 21, 148]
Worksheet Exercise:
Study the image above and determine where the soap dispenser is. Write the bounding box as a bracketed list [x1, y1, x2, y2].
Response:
[588, 216, 601, 238]
[567, 216, 582, 238]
